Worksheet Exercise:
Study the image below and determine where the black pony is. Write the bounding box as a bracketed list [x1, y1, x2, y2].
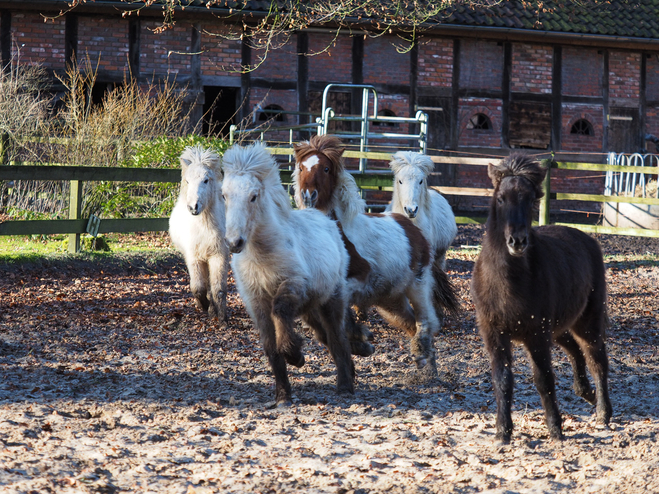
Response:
[471, 153, 612, 443]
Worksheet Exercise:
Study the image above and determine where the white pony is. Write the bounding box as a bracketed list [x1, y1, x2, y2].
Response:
[169, 145, 229, 326]
[388, 151, 457, 271]
[221, 141, 354, 405]
[293, 135, 458, 372]
[388, 151, 459, 324]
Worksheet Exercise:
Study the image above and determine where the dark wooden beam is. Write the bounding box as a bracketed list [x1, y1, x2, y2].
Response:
[128, 18, 140, 79]
[602, 49, 609, 151]
[410, 41, 418, 118]
[450, 38, 460, 150]
[240, 35, 251, 122]
[351, 35, 364, 116]
[502, 42, 512, 148]
[65, 13, 78, 68]
[297, 32, 309, 126]
[640, 52, 647, 149]
[551, 45, 562, 151]
[1, 10, 9, 70]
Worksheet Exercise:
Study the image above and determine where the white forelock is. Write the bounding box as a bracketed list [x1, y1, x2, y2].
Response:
[389, 151, 434, 177]
[180, 144, 221, 172]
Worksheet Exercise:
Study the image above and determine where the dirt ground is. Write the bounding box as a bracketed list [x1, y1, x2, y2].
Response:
[0, 226, 658, 493]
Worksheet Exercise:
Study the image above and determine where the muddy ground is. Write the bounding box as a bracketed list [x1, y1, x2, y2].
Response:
[0, 226, 658, 493]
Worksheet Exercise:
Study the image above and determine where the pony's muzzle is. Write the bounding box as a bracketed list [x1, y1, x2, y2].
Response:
[188, 203, 200, 215]
[227, 237, 245, 254]
[302, 189, 318, 208]
[506, 233, 528, 256]
[404, 205, 419, 218]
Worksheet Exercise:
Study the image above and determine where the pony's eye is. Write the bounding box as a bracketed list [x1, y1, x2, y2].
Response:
[204, 178, 209, 184]
[250, 194, 258, 203]
[398, 179, 402, 184]
[222, 194, 226, 201]
[324, 167, 329, 173]
[497, 196, 504, 205]
[419, 180, 423, 185]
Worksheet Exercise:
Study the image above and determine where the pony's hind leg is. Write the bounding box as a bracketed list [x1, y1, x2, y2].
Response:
[252, 301, 292, 405]
[571, 321, 612, 426]
[317, 289, 355, 395]
[188, 259, 210, 312]
[345, 308, 375, 357]
[208, 252, 229, 326]
[524, 341, 563, 440]
[271, 279, 306, 368]
[555, 332, 595, 404]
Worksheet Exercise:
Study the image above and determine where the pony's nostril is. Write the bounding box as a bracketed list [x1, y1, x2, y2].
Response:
[310, 190, 318, 201]
[228, 237, 245, 253]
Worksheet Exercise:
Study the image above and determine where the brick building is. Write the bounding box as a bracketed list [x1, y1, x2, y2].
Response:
[2, 0, 658, 209]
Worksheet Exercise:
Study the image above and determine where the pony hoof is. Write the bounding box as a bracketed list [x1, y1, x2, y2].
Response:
[576, 388, 596, 405]
[285, 353, 305, 368]
[351, 341, 375, 357]
[336, 383, 355, 395]
[495, 433, 511, 445]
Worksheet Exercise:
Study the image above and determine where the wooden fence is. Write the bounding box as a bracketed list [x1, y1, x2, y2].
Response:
[1, 151, 658, 254]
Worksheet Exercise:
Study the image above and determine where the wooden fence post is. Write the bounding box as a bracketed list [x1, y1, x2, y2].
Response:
[67, 180, 82, 253]
[539, 158, 552, 226]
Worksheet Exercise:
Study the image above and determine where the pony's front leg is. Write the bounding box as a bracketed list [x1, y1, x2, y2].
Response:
[251, 300, 292, 405]
[525, 342, 563, 440]
[188, 259, 210, 313]
[207, 252, 229, 326]
[482, 329, 514, 443]
[271, 279, 305, 368]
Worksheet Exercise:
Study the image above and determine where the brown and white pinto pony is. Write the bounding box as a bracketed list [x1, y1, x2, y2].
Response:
[293, 135, 457, 372]
[471, 153, 612, 443]
[222, 142, 355, 405]
[388, 151, 460, 324]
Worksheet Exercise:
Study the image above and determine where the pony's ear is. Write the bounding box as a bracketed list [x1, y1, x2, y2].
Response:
[180, 157, 191, 169]
[533, 166, 548, 199]
[487, 163, 506, 188]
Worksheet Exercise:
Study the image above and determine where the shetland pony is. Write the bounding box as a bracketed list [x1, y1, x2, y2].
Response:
[388, 151, 457, 270]
[169, 145, 229, 326]
[221, 142, 354, 405]
[293, 135, 458, 372]
[388, 151, 460, 323]
[471, 153, 612, 443]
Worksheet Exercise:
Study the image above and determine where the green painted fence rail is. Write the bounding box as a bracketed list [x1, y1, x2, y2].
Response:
[1, 154, 659, 254]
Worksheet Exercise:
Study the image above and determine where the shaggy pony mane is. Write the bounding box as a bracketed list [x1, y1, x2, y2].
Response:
[293, 134, 345, 173]
[180, 145, 221, 173]
[488, 153, 547, 200]
[222, 142, 291, 215]
[389, 151, 434, 177]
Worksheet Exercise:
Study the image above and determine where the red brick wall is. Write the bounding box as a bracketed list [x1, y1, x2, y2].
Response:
[368, 94, 412, 144]
[459, 39, 503, 91]
[562, 47, 602, 97]
[77, 16, 129, 74]
[251, 35, 297, 80]
[141, 21, 192, 77]
[308, 33, 352, 83]
[561, 104, 604, 153]
[11, 13, 65, 69]
[458, 98, 502, 148]
[609, 50, 640, 103]
[363, 36, 409, 86]
[511, 43, 552, 94]
[417, 38, 453, 88]
[200, 22, 242, 77]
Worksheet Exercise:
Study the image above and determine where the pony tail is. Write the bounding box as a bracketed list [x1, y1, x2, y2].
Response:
[432, 264, 460, 318]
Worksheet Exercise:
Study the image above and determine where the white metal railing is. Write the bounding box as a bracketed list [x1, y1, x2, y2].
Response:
[605, 152, 659, 198]
[229, 84, 428, 172]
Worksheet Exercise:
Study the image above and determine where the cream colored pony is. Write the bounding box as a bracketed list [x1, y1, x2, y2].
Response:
[221, 142, 355, 405]
[169, 145, 229, 326]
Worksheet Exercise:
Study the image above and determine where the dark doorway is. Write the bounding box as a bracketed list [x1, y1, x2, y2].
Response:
[203, 86, 238, 137]
[607, 107, 640, 153]
[417, 96, 452, 186]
